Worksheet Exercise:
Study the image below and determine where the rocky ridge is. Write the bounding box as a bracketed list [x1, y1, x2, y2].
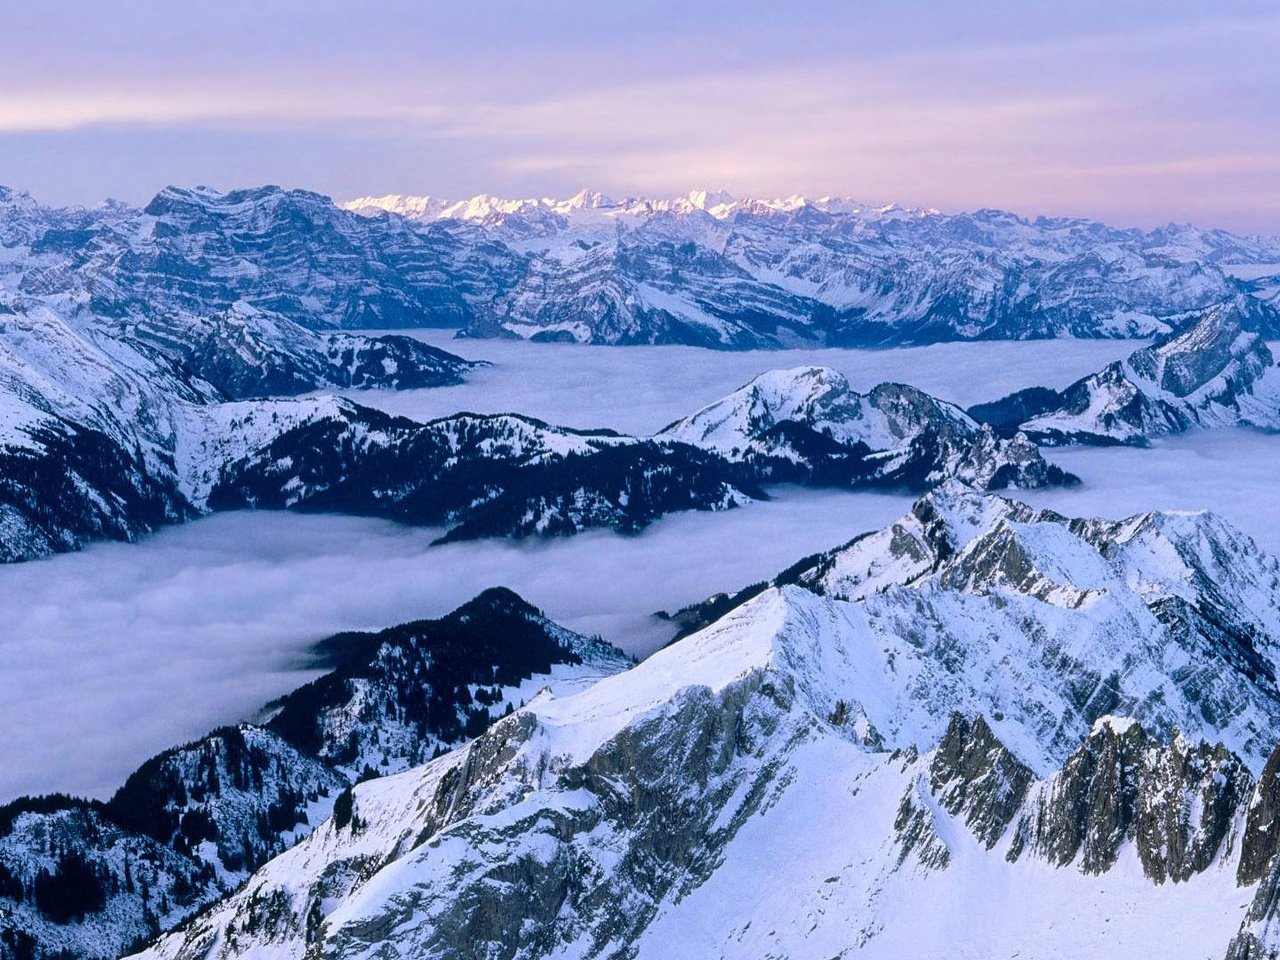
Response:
[970, 297, 1280, 444]
[0, 590, 628, 960]
[113, 489, 1280, 960]
[348, 188, 1280, 347]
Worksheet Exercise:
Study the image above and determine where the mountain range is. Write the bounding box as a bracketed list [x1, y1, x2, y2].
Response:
[348, 187, 1280, 347]
[7, 180, 1280, 959]
[4, 181, 1280, 354]
[28, 486, 1272, 960]
[0, 268, 1075, 562]
[970, 296, 1280, 445]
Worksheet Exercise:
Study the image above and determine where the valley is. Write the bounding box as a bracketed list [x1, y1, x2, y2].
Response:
[3, 183, 1280, 960]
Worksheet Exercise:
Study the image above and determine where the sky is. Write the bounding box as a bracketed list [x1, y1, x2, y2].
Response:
[1, 1, 1278, 231]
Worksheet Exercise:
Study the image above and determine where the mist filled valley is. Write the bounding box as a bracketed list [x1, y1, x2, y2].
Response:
[3, 11, 1280, 948]
[6, 335, 1278, 804]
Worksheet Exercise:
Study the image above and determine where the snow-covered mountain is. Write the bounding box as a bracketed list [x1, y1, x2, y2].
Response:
[202, 405, 765, 543]
[202, 370, 1074, 543]
[0, 184, 516, 560]
[0, 294, 480, 561]
[263, 587, 634, 777]
[658, 365, 1072, 490]
[0, 357, 1074, 562]
[970, 297, 1280, 444]
[126, 488, 1280, 960]
[7, 182, 1280, 352]
[4, 184, 518, 331]
[0, 590, 629, 960]
[1, 182, 1092, 562]
[348, 188, 1280, 347]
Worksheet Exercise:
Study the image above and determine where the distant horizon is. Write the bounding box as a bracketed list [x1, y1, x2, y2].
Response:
[6, 178, 1280, 239]
[2, 2, 1277, 234]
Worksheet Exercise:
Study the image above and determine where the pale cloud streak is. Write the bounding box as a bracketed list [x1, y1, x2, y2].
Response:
[0, 1, 1275, 231]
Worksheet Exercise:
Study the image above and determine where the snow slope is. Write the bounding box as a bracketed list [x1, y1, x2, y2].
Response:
[130, 489, 1280, 960]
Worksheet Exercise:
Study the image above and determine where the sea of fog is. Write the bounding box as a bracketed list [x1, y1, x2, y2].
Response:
[344, 331, 1143, 434]
[1021, 427, 1280, 549]
[7, 335, 1280, 802]
[0, 488, 913, 800]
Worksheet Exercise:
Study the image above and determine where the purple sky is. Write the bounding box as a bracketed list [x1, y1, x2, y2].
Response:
[3, 1, 1278, 232]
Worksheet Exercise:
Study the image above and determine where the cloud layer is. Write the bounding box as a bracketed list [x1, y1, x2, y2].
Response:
[2, 334, 1265, 802]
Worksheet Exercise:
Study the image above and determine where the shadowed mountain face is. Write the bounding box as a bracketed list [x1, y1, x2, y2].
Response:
[0, 306, 1075, 563]
[203, 369, 1075, 544]
[10, 491, 1280, 959]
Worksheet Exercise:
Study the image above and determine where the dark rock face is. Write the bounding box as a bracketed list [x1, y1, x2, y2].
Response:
[1226, 857, 1280, 960]
[929, 714, 1034, 849]
[1240, 743, 1280, 885]
[968, 386, 1066, 438]
[207, 407, 765, 542]
[1007, 720, 1252, 883]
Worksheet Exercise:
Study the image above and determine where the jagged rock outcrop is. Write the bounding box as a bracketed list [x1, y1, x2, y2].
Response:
[894, 713, 1034, 870]
[1239, 743, 1280, 886]
[929, 714, 1035, 848]
[130, 576, 1280, 960]
[1006, 718, 1252, 882]
[1227, 858, 1280, 960]
[0, 591, 629, 960]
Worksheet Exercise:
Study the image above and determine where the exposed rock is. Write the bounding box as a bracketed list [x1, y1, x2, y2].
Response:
[1008, 718, 1252, 883]
[1240, 742, 1280, 885]
[929, 714, 1034, 849]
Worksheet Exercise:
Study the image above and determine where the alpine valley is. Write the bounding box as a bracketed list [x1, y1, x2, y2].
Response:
[5, 179, 1280, 960]
[0, 181, 1095, 561]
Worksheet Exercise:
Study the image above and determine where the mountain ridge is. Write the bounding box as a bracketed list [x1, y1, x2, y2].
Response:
[123, 486, 1280, 958]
